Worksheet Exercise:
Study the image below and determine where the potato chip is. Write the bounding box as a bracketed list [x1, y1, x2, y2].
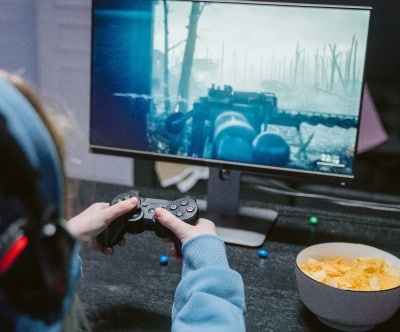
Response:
[300, 257, 400, 291]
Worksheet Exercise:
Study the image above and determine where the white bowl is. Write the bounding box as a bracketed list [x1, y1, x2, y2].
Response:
[295, 242, 400, 331]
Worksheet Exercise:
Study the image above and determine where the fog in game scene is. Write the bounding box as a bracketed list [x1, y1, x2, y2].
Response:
[91, 0, 370, 176]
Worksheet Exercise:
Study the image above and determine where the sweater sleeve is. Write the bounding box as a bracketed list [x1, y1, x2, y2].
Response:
[172, 235, 246, 332]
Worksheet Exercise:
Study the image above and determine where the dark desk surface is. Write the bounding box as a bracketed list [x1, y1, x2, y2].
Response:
[71, 181, 400, 331]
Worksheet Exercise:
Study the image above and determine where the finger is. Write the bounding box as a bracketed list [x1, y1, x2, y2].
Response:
[169, 246, 178, 256]
[154, 207, 190, 233]
[195, 218, 217, 235]
[92, 202, 111, 210]
[196, 218, 216, 228]
[104, 197, 138, 221]
[117, 237, 126, 247]
[102, 247, 114, 255]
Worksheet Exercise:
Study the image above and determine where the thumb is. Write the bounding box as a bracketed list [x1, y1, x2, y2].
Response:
[154, 207, 192, 237]
[105, 197, 138, 222]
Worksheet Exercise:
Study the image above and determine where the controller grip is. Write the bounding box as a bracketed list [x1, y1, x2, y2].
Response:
[97, 190, 141, 247]
[96, 216, 127, 248]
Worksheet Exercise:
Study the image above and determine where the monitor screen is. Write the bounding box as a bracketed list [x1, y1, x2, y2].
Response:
[90, 0, 371, 246]
[90, 0, 371, 185]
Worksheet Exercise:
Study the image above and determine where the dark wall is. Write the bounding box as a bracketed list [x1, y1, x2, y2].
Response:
[359, 1, 400, 196]
[365, 0, 400, 83]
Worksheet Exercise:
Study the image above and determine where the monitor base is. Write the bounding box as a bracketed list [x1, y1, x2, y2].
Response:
[216, 227, 271, 247]
[197, 199, 278, 247]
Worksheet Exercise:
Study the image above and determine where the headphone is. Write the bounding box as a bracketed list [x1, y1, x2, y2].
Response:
[0, 76, 77, 323]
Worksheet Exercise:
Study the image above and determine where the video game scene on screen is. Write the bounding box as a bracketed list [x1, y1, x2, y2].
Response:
[90, 0, 370, 177]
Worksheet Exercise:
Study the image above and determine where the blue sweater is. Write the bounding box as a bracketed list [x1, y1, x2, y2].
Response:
[172, 235, 246, 331]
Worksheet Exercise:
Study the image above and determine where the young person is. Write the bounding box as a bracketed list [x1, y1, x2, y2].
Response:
[0, 70, 246, 331]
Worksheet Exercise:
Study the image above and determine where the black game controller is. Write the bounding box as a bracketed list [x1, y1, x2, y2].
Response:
[97, 190, 199, 255]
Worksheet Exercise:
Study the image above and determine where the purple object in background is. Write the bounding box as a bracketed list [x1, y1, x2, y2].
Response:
[357, 85, 389, 154]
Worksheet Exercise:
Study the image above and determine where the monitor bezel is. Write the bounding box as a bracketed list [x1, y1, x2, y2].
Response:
[89, 0, 372, 188]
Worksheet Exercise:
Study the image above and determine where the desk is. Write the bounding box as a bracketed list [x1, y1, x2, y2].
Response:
[71, 181, 400, 331]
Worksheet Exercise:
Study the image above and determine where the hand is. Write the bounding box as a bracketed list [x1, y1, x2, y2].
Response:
[154, 207, 217, 250]
[67, 197, 138, 254]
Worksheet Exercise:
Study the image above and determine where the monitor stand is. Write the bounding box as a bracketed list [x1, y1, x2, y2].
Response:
[197, 167, 278, 247]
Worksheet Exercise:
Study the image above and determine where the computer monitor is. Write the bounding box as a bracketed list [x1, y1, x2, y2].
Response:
[90, 0, 371, 246]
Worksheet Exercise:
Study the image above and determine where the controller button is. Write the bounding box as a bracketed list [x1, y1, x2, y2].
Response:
[175, 211, 183, 217]
[186, 206, 195, 213]
[180, 200, 188, 206]
[142, 203, 149, 207]
[169, 204, 178, 210]
[148, 208, 155, 214]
